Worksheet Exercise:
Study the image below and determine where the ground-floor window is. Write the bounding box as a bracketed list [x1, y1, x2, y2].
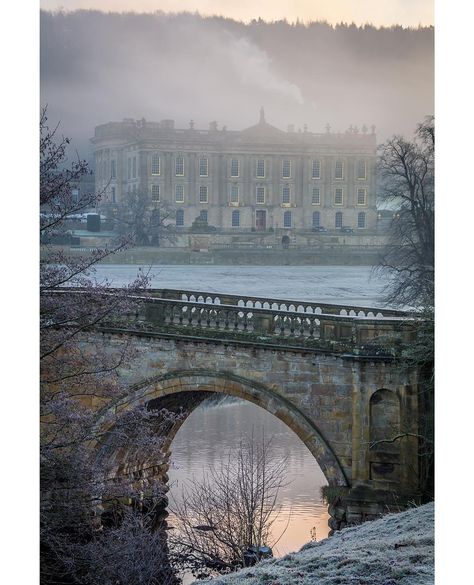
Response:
[200, 209, 208, 223]
[312, 211, 320, 228]
[231, 209, 240, 227]
[335, 211, 343, 228]
[358, 212, 366, 228]
[176, 209, 184, 226]
[283, 210, 292, 228]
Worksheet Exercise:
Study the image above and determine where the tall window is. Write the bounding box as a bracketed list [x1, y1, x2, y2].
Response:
[334, 188, 343, 205]
[312, 159, 321, 179]
[111, 186, 116, 203]
[151, 185, 160, 202]
[230, 184, 239, 204]
[111, 159, 116, 179]
[127, 158, 132, 180]
[175, 155, 184, 176]
[200, 209, 208, 223]
[283, 211, 292, 228]
[357, 188, 367, 205]
[175, 184, 184, 203]
[282, 186, 290, 204]
[199, 157, 208, 177]
[335, 160, 344, 179]
[358, 212, 366, 228]
[199, 185, 208, 203]
[335, 211, 343, 228]
[256, 186, 265, 204]
[230, 158, 240, 177]
[282, 159, 291, 178]
[256, 159, 265, 178]
[231, 209, 240, 227]
[357, 160, 367, 180]
[132, 156, 137, 179]
[151, 153, 160, 176]
[312, 211, 320, 228]
[176, 209, 184, 226]
[311, 187, 321, 205]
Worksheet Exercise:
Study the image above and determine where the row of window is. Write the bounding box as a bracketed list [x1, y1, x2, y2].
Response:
[149, 184, 368, 206]
[107, 154, 368, 181]
[173, 209, 367, 229]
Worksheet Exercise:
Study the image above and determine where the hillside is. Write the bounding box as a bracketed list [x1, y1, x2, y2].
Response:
[201, 503, 434, 585]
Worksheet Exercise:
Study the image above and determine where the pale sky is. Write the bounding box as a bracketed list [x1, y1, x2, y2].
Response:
[40, 0, 434, 28]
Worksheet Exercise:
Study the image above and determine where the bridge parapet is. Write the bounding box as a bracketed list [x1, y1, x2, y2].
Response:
[128, 294, 416, 356]
[147, 288, 406, 319]
[52, 288, 416, 356]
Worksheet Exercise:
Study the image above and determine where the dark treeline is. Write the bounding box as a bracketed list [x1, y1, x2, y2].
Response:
[41, 10, 433, 159]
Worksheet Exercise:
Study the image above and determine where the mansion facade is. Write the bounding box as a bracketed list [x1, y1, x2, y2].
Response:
[92, 110, 377, 232]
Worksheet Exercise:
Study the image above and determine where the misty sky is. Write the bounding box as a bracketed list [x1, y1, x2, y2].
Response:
[40, 9, 433, 161]
[40, 0, 434, 28]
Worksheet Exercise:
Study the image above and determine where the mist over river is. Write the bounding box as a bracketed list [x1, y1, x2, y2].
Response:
[95, 264, 390, 558]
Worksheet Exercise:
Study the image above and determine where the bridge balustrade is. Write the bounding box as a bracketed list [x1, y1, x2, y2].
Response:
[147, 288, 405, 319]
[138, 296, 415, 353]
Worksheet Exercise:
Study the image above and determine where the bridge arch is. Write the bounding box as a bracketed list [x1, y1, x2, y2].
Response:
[98, 370, 348, 487]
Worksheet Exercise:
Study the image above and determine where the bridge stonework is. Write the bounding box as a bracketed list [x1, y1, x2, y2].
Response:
[59, 288, 421, 532]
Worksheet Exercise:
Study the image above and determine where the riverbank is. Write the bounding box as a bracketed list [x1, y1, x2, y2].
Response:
[201, 503, 434, 585]
[53, 245, 384, 266]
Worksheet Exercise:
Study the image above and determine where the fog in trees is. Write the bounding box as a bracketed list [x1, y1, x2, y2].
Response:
[40, 10, 433, 159]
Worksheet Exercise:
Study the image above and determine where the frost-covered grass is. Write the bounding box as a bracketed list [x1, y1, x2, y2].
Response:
[199, 503, 434, 585]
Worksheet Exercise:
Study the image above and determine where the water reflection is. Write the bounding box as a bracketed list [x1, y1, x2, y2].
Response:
[168, 397, 330, 558]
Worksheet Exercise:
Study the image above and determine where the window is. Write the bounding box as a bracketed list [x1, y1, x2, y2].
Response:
[230, 184, 239, 204]
[312, 159, 321, 179]
[282, 186, 290, 205]
[357, 160, 367, 180]
[358, 212, 366, 228]
[111, 159, 116, 179]
[176, 209, 184, 226]
[335, 211, 343, 228]
[256, 186, 265, 204]
[200, 209, 208, 223]
[312, 211, 320, 228]
[282, 159, 291, 178]
[151, 153, 160, 176]
[256, 159, 265, 178]
[231, 209, 240, 227]
[357, 188, 367, 205]
[175, 155, 184, 176]
[230, 158, 239, 177]
[199, 157, 208, 177]
[111, 186, 116, 203]
[335, 160, 344, 179]
[199, 185, 208, 203]
[127, 158, 132, 180]
[311, 187, 321, 205]
[151, 185, 160, 202]
[283, 210, 292, 228]
[334, 188, 343, 205]
[132, 156, 137, 179]
[175, 184, 184, 203]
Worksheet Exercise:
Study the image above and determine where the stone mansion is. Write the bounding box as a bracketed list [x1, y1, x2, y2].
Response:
[92, 110, 377, 232]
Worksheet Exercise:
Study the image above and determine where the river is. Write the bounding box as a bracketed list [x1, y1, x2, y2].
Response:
[93, 265, 390, 566]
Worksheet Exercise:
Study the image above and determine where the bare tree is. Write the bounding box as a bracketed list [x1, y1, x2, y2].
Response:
[169, 436, 288, 579]
[377, 116, 434, 309]
[40, 108, 179, 584]
[376, 117, 434, 499]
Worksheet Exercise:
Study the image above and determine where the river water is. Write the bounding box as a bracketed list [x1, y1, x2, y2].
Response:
[94, 265, 390, 562]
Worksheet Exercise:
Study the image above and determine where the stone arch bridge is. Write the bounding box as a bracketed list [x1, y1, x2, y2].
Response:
[69, 288, 422, 529]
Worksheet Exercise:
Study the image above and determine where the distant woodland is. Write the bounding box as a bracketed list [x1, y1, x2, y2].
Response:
[40, 10, 433, 159]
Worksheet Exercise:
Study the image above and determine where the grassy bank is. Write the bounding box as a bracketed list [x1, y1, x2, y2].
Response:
[201, 503, 434, 585]
[47, 246, 384, 266]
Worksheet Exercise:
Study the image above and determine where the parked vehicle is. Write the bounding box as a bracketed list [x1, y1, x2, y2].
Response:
[311, 226, 327, 232]
[340, 226, 354, 233]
